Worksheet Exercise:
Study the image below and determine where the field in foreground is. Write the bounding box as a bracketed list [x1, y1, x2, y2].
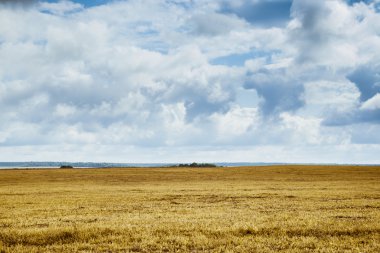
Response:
[0, 165, 379, 252]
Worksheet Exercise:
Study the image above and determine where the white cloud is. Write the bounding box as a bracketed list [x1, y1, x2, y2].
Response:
[54, 103, 77, 117]
[210, 106, 258, 138]
[280, 112, 323, 145]
[303, 80, 360, 115]
[1, 0, 380, 163]
[38, 1, 83, 15]
[288, 0, 380, 69]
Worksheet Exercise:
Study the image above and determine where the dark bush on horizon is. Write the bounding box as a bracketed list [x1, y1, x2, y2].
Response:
[60, 165, 74, 169]
[174, 162, 217, 168]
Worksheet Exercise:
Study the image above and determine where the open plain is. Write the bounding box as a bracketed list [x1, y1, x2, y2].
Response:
[0, 165, 379, 252]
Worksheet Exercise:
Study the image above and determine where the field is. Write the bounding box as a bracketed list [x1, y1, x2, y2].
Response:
[0, 165, 379, 252]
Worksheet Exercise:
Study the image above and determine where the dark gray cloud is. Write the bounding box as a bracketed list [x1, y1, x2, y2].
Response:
[189, 13, 245, 36]
[0, 0, 35, 2]
[219, 0, 292, 27]
[323, 108, 380, 126]
[347, 64, 380, 102]
[147, 78, 234, 122]
[289, 0, 332, 63]
[350, 123, 380, 144]
[0, 0, 37, 7]
[244, 68, 304, 115]
[184, 95, 230, 122]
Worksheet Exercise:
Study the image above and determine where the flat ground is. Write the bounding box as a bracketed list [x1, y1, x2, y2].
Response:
[0, 165, 379, 252]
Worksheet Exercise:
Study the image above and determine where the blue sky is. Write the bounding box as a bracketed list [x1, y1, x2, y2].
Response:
[0, 0, 380, 163]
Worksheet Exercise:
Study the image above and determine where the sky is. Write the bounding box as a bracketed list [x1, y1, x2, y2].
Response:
[0, 0, 380, 164]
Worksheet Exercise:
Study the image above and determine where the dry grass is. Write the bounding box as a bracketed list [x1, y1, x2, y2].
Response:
[0, 165, 379, 252]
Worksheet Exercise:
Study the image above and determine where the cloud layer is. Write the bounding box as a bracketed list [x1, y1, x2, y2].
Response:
[1, 0, 380, 163]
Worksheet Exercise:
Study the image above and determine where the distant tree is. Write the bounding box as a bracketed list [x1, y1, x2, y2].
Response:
[60, 165, 74, 169]
[174, 163, 217, 168]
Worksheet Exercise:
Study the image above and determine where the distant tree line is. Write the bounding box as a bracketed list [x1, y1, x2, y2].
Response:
[174, 162, 217, 168]
[60, 165, 74, 169]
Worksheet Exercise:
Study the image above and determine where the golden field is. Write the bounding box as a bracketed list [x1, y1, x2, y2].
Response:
[0, 165, 379, 252]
